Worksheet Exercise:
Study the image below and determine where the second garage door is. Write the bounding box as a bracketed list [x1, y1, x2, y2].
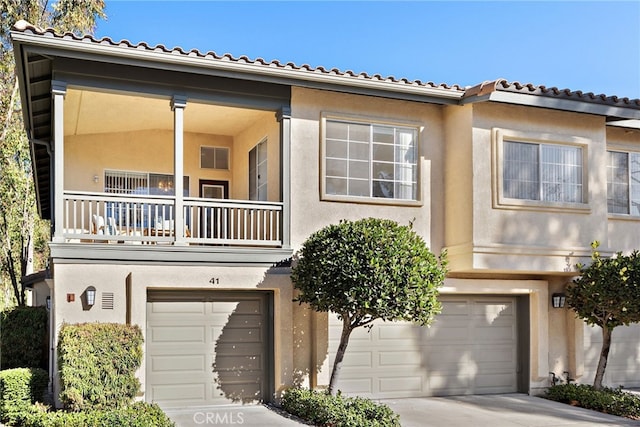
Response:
[584, 323, 640, 388]
[328, 295, 520, 398]
[146, 291, 271, 408]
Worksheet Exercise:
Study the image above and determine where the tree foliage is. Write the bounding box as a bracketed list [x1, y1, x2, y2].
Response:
[0, 1, 106, 306]
[567, 241, 640, 389]
[291, 218, 447, 394]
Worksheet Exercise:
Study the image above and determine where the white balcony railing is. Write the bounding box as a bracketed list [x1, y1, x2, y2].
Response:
[61, 191, 283, 247]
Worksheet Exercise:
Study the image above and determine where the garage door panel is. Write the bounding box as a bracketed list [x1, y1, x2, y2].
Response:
[441, 301, 471, 315]
[150, 302, 207, 314]
[329, 296, 519, 398]
[379, 376, 423, 393]
[474, 301, 513, 316]
[429, 325, 470, 342]
[149, 325, 206, 343]
[152, 383, 206, 402]
[151, 354, 206, 372]
[147, 293, 269, 408]
[378, 323, 421, 340]
[379, 350, 422, 367]
[214, 355, 264, 371]
[340, 351, 373, 367]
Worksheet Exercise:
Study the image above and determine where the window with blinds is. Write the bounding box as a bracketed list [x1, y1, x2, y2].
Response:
[607, 150, 640, 215]
[503, 141, 583, 203]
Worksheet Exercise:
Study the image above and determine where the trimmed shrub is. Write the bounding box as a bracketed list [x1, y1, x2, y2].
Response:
[57, 323, 143, 411]
[21, 401, 175, 427]
[1, 306, 48, 370]
[281, 387, 400, 427]
[0, 367, 48, 425]
[545, 383, 640, 419]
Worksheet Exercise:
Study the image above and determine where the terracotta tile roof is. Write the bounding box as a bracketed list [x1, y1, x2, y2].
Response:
[10, 20, 465, 94]
[11, 20, 640, 109]
[465, 79, 640, 110]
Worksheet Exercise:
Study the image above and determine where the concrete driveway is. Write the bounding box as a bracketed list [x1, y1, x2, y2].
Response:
[164, 394, 640, 426]
[382, 394, 640, 427]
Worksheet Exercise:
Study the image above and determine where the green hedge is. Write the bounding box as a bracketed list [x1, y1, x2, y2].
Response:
[1, 307, 48, 370]
[21, 401, 174, 427]
[0, 368, 48, 425]
[281, 387, 400, 427]
[545, 383, 640, 419]
[57, 323, 143, 411]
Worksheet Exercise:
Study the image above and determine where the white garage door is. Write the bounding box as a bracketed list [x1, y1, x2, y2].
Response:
[146, 291, 270, 408]
[584, 323, 640, 388]
[328, 296, 518, 398]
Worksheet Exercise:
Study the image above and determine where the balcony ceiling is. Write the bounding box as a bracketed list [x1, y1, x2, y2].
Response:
[64, 89, 273, 136]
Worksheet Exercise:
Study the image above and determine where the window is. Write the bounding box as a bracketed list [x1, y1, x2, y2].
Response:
[105, 170, 189, 196]
[323, 119, 418, 201]
[249, 139, 267, 201]
[607, 151, 640, 215]
[201, 146, 229, 170]
[104, 170, 190, 226]
[503, 141, 583, 203]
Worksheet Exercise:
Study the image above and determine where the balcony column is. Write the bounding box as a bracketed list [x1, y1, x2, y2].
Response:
[51, 81, 67, 243]
[171, 95, 187, 245]
[277, 106, 291, 249]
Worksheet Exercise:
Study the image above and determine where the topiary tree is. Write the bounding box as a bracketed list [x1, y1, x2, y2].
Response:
[567, 241, 640, 390]
[291, 218, 447, 395]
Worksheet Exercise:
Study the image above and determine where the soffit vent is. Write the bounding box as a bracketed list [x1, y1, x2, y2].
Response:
[102, 292, 114, 310]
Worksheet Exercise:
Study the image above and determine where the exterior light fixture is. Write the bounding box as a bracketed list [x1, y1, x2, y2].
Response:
[552, 293, 566, 308]
[46, 296, 51, 310]
[86, 286, 96, 306]
[93, 175, 99, 183]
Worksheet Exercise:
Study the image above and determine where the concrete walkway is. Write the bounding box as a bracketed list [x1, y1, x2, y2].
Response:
[164, 404, 307, 427]
[163, 394, 640, 427]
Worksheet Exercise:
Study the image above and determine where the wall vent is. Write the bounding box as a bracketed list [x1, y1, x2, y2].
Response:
[102, 292, 114, 310]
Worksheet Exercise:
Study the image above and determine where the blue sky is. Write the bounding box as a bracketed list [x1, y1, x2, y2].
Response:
[95, 1, 640, 98]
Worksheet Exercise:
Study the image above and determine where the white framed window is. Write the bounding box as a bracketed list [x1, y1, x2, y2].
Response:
[607, 150, 640, 216]
[494, 128, 589, 211]
[200, 146, 229, 170]
[322, 117, 419, 203]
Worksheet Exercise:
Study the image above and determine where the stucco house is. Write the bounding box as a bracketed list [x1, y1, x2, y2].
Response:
[10, 20, 640, 409]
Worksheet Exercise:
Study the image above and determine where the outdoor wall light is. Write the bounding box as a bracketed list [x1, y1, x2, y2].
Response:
[93, 175, 99, 183]
[46, 296, 51, 310]
[86, 286, 96, 306]
[552, 293, 566, 308]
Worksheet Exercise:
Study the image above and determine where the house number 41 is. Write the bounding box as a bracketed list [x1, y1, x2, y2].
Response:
[209, 278, 220, 285]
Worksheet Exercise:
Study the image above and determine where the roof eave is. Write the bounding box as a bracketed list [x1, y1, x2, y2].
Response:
[463, 91, 640, 121]
[9, 30, 464, 104]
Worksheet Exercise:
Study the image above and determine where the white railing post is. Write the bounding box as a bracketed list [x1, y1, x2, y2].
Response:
[172, 95, 187, 245]
[277, 107, 291, 249]
[52, 81, 67, 243]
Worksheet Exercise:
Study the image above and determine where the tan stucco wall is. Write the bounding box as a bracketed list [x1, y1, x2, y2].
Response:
[51, 263, 296, 404]
[443, 104, 474, 260]
[445, 102, 607, 273]
[64, 130, 235, 197]
[289, 87, 444, 252]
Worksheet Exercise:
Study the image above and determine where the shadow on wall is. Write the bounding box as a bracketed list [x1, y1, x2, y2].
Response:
[210, 260, 327, 403]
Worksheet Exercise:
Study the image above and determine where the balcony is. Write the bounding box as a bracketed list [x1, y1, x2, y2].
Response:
[62, 191, 283, 247]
